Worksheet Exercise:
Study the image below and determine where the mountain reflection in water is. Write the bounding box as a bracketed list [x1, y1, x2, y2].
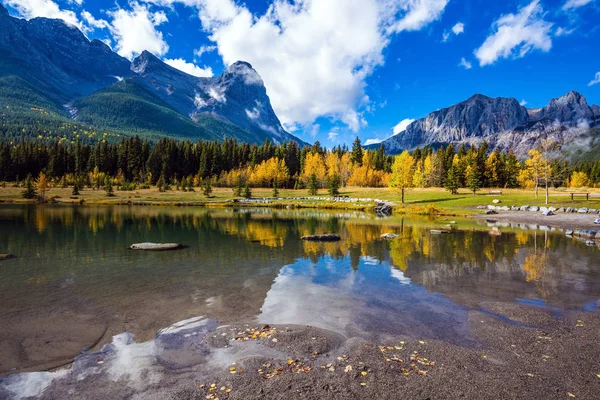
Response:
[0, 204, 598, 377]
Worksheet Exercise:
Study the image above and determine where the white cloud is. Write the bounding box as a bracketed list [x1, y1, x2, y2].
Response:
[562, 0, 593, 10]
[520, 99, 528, 106]
[81, 10, 108, 30]
[328, 128, 340, 142]
[207, 86, 226, 103]
[555, 26, 575, 36]
[148, 0, 448, 132]
[589, 72, 600, 86]
[4, 0, 82, 28]
[245, 108, 260, 120]
[474, 0, 553, 67]
[163, 58, 213, 77]
[458, 57, 472, 69]
[442, 21, 464, 42]
[193, 45, 217, 59]
[393, 118, 415, 135]
[108, 2, 169, 60]
[452, 22, 464, 35]
[364, 138, 383, 146]
[386, 0, 449, 33]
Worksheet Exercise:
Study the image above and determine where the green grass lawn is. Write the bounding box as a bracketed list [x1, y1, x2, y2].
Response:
[1, 185, 599, 212]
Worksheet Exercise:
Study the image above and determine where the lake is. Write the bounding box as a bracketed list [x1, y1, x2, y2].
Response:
[0, 205, 599, 398]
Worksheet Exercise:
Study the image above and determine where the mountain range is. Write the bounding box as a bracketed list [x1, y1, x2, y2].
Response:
[0, 4, 304, 145]
[370, 90, 600, 158]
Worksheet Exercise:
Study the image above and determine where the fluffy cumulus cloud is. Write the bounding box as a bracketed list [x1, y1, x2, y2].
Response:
[108, 2, 169, 60]
[163, 58, 213, 77]
[562, 0, 594, 10]
[143, 0, 449, 132]
[458, 57, 472, 69]
[443, 21, 464, 42]
[475, 0, 553, 67]
[589, 72, 600, 86]
[81, 10, 109, 30]
[393, 118, 415, 135]
[452, 22, 464, 35]
[4, 0, 82, 28]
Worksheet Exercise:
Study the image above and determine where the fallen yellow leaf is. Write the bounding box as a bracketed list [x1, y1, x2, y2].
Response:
[567, 393, 575, 398]
[419, 341, 425, 344]
[361, 371, 367, 376]
[360, 383, 367, 387]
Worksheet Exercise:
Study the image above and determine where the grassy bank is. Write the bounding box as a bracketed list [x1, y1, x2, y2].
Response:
[1, 186, 599, 214]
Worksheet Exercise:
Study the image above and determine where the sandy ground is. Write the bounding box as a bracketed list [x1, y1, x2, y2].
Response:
[475, 211, 600, 231]
[1, 304, 599, 400]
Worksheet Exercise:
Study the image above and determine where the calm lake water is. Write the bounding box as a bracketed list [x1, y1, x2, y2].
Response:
[0, 204, 599, 380]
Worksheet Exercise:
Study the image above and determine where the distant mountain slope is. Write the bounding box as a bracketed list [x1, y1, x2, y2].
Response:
[371, 91, 600, 158]
[0, 4, 305, 145]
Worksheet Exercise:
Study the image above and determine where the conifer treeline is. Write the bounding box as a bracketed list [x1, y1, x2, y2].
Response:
[0, 137, 599, 189]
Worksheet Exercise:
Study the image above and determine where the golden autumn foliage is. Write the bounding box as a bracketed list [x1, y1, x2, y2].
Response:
[568, 171, 589, 188]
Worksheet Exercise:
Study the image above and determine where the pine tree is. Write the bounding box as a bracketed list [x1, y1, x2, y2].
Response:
[202, 179, 213, 198]
[466, 165, 481, 196]
[243, 184, 252, 199]
[72, 179, 80, 196]
[445, 164, 460, 195]
[328, 174, 341, 197]
[308, 173, 318, 195]
[351, 137, 364, 166]
[272, 178, 280, 198]
[104, 176, 115, 197]
[21, 174, 37, 199]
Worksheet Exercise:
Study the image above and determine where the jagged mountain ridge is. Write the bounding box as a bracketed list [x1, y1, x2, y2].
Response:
[0, 4, 304, 145]
[372, 91, 600, 157]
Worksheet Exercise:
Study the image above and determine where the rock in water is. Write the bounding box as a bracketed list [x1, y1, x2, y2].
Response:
[380, 233, 399, 240]
[0, 253, 14, 260]
[301, 234, 341, 242]
[431, 230, 450, 234]
[129, 243, 185, 251]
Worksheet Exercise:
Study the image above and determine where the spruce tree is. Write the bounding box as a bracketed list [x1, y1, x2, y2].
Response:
[328, 174, 340, 197]
[308, 173, 318, 195]
[466, 165, 481, 196]
[272, 178, 279, 198]
[104, 176, 115, 197]
[445, 164, 460, 195]
[21, 174, 37, 199]
[202, 179, 213, 198]
[351, 137, 364, 166]
[243, 184, 252, 199]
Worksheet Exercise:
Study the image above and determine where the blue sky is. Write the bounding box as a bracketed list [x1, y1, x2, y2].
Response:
[3, 0, 600, 146]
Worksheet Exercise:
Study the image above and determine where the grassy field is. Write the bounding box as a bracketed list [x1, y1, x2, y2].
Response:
[1, 185, 599, 214]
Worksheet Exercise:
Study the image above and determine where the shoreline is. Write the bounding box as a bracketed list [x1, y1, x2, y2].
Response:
[1, 304, 599, 399]
[475, 210, 600, 231]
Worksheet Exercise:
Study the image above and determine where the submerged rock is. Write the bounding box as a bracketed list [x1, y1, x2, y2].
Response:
[301, 234, 341, 242]
[129, 243, 185, 251]
[485, 210, 498, 215]
[431, 230, 450, 234]
[0, 253, 14, 260]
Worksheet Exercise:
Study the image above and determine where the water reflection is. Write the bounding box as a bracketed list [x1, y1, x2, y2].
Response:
[0, 205, 599, 377]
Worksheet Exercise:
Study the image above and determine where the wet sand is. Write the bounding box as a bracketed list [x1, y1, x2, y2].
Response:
[2, 303, 599, 400]
[475, 211, 600, 231]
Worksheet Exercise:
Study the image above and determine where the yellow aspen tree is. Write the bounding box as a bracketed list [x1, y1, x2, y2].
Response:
[389, 151, 415, 204]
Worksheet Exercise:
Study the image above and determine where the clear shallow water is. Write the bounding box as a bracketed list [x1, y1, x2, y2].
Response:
[0, 204, 599, 378]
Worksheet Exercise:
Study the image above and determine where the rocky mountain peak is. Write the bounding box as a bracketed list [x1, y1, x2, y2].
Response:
[223, 61, 264, 86]
[532, 90, 593, 123]
[131, 50, 163, 74]
[465, 94, 492, 104]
